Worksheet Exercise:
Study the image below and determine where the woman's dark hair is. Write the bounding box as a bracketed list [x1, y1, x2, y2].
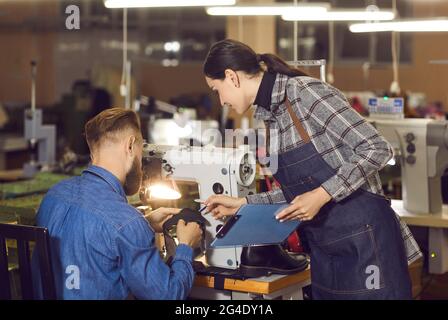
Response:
[203, 39, 307, 79]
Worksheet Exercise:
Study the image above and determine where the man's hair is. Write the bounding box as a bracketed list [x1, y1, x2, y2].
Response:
[84, 107, 141, 153]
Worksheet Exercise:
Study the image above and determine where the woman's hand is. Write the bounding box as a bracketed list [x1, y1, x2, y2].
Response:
[203, 195, 247, 220]
[276, 187, 332, 222]
[145, 207, 181, 233]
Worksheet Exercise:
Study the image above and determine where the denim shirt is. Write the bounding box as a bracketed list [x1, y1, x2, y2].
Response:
[32, 165, 194, 300]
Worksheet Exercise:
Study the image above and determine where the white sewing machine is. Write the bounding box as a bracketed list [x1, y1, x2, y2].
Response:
[140, 143, 256, 270]
[371, 118, 448, 214]
[368, 113, 448, 273]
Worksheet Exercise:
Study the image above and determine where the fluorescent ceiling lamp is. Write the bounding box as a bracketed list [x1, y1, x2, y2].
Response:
[350, 19, 448, 32]
[206, 4, 330, 16]
[282, 9, 395, 21]
[105, 0, 236, 9]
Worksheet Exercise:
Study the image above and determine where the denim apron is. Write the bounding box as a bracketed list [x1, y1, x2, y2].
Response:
[270, 99, 412, 300]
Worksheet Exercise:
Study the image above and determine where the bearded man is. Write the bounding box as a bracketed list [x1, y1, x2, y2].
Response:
[33, 107, 202, 300]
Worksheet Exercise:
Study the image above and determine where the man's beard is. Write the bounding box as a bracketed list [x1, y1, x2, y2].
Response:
[123, 157, 143, 196]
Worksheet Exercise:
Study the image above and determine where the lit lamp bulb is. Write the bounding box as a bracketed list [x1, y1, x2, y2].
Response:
[387, 157, 396, 166]
[146, 179, 181, 200]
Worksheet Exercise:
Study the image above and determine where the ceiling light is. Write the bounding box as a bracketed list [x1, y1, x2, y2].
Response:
[206, 3, 330, 16]
[282, 9, 395, 21]
[350, 19, 448, 32]
[105, 0, 236, 9]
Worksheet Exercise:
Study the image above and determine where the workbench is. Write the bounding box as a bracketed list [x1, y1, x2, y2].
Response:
[190, 268, 311, 300]
[392, 200, 448, 228]
[0, 134, 28, 170]
[392, 199, 448, 274]
[0, 169, 141, 226]
[0, 169, 24, 182]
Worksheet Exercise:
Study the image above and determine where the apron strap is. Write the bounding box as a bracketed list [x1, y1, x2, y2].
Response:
[265, 120, 271, 157]
[285, 99, 311, 144]
[264, 99, 311, 156]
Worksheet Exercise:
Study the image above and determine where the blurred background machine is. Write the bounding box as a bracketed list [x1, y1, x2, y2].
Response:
[136, 95, 220, 147]
[368, 96, 448, 274]
[23, 61, 56, 178]
[23, 108, 56, 177]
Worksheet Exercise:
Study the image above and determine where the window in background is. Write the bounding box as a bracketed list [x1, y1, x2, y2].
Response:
[58, 0, 226, 63]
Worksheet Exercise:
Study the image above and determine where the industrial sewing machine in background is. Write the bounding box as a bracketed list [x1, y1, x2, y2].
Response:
[368, 96, 448, 274]
[139, 143, 256, 270]
[136, 96, 221, 147]
[23, 61, 56, 178]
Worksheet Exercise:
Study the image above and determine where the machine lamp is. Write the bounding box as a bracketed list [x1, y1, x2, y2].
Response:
[146, 179, 181, 200]
[387, 157, 396, 166]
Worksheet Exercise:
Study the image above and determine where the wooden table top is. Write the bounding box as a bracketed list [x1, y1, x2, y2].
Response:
[194, 267, 311, 294]
[0, 169, 24, 181]
[392, 200, 448, 228]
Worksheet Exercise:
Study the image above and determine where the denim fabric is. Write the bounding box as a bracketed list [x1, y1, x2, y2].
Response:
[32, 165, 194, 300]
[272, 117, 412, 300]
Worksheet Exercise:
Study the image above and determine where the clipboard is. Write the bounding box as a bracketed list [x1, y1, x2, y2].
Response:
[210, 204, 301, 248]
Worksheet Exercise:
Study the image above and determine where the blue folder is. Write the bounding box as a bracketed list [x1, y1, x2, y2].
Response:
[210, 204, 301, 248]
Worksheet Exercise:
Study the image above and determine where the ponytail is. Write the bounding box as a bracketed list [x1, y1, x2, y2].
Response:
[203, 39, 307, 79]
[257, 53, 308, 77]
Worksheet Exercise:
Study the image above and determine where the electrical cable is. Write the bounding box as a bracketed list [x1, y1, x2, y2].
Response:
[120, 8, 128, 97]
[390, 0, 401, 94]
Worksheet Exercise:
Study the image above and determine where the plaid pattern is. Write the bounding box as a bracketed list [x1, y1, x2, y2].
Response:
[247, 74, 422, 265]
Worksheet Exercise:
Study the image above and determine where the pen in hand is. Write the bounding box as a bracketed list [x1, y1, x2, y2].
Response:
[198, 205, 208, 214]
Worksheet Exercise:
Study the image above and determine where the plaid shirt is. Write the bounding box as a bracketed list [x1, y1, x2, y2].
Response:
[247, 73, 422, 265]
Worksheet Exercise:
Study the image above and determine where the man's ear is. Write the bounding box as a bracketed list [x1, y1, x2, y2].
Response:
[224, 69, 240, 88]
[127, 135, 136, 156]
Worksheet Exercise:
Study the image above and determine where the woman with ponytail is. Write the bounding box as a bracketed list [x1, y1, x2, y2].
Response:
[203, 39, 421, 300]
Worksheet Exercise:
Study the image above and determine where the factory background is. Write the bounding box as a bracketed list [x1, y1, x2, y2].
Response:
[1, 0, 448, 301]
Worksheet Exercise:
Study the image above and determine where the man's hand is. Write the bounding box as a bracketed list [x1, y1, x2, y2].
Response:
[176, 219, 203, 248]
[145, 207, 181, 233]
[276, 186, 332, 222]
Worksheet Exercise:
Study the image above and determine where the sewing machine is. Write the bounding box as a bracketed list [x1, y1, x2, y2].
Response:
[371, 118, 448, 214]
[23, 61, 56, 178]
[23, 109, 56, 177]
[149, 119, 220, 147]
[140, 143, 256, 270]
[369, 116, 448, 274]
[136, 96, 220, 147]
